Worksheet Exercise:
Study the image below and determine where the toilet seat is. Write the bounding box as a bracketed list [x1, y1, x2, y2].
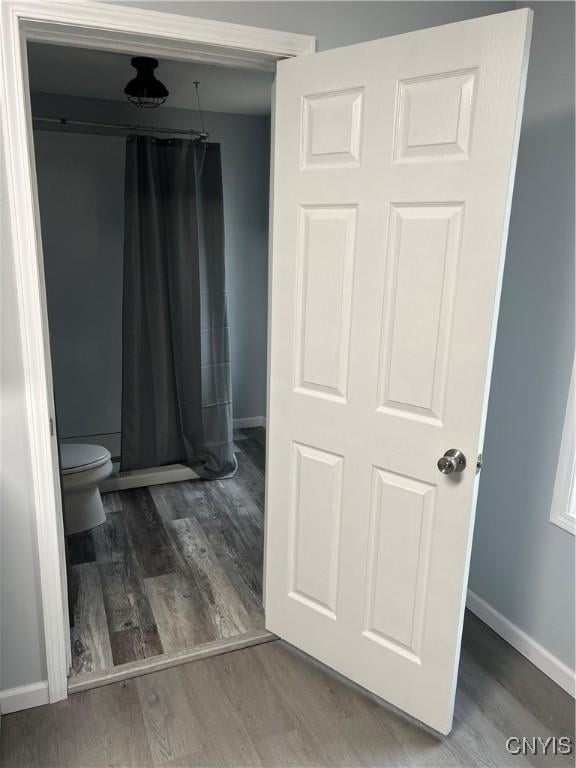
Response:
[60, 443, 112, 475]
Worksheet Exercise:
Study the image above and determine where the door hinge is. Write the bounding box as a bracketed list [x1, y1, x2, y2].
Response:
[476, 453, 483, 474]
[49, 417, 54, 436]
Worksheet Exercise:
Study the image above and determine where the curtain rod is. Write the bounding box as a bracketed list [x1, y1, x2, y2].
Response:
[33, 116, 209, 141]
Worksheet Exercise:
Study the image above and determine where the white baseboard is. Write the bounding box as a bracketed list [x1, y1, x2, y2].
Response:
[467, 590, 575, 697]
[0, 681, 49, 714]
[233, 416, 266, 429]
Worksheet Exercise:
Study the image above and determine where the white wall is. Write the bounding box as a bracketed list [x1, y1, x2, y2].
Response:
[32, 93, 270, 460]
[2, 0, 573, 701]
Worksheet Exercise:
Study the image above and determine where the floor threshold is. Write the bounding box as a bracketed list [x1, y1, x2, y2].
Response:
[68, 629, 276, 694]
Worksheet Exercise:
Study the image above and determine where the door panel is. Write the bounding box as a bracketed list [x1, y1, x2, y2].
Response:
[378, 203, 463, 421]
[301, 88, 364, 168]
[364, 468, 435, 660]
[394, 69, 477, 162]
[265, 10, 532, 734]
[295, 205, 357, 400]
[289, 443, 343, 617]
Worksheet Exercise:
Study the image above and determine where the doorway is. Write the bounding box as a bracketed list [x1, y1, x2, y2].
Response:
[0, 0, 314, 703]
[28, 42, 276, 684]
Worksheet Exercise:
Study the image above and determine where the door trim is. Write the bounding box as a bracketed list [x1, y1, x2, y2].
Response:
[0, 0, 314, 705]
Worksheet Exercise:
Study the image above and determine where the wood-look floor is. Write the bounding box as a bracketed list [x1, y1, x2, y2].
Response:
[67, 428, 266, 678]
[1, 613, 573, 767]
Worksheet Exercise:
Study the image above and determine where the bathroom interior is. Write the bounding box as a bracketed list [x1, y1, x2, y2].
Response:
[27, 41, 272, 681]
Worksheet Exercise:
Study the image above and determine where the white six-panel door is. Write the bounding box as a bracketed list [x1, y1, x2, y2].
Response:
[265, 10, 532, 734]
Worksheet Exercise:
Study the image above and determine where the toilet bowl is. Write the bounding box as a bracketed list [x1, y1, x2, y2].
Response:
[60, 443, 113, 535]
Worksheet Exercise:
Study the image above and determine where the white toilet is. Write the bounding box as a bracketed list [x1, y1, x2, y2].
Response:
[60, 443, 113, 535]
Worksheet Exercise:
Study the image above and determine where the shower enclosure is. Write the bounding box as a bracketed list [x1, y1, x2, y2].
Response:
[104, 134, 236, 490]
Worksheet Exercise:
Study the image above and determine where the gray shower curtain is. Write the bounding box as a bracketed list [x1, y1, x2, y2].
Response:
[120, 136, 236, 478]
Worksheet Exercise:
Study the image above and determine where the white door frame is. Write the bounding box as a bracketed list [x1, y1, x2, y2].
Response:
[0, 0, 315, 704]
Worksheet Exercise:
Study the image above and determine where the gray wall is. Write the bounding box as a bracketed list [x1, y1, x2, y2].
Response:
[1, 1, 573, 698]
[468, 1, 575, 669]
[110, 0, 515, 50]
[32, 93, 270, 459]
[1, 124, 47, 691]
[33, 128, 125, 455]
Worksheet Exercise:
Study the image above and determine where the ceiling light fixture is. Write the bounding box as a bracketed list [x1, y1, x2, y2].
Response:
[124, 57, 169, 109]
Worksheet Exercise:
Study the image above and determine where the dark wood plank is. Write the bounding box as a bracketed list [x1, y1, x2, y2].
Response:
[187, 479, 264, 604]
[98, 559, 157, 634]
[144, 571, 219, 651]
[230, 439, 266, 507]
[94, 509, 162, 639]
[188, 489, 264, 620]
[207, 473, 264, 541]
[188, 522, 263, 621]
[236, 435, 265, 474]
[101, 490, 124, 514]
[168, 516, 253, 638]
[67, 529, 96, 565]
[69, 563, 113, 676]
[68, 429, 267, 674]
[92, 508, 132, 563]
[148, 480, 205, 523]
[109, 625, 164, 667]
[121, 488, 180, 578]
